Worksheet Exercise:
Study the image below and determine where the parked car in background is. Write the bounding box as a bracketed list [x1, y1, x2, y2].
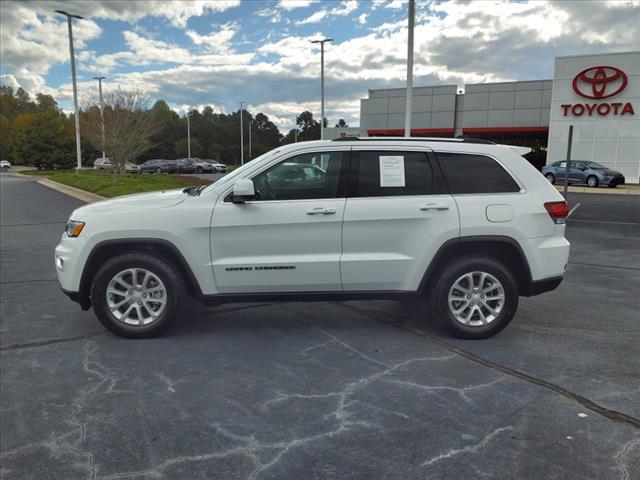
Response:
[94, 158, 140, 173]
[0, 160, 11, 170]
[208, 161, 227, 173]
[191, 158, 216, 173]
[542, 160, 625, 188]
[139, 159, 177, 174]
[175, 158, 197, 174]
[94, 158, 112, 172]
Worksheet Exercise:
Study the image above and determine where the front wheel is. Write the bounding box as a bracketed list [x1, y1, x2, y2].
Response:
[545, 173, 555, 184]
[196, 166, 202, 173]
[433, 256, 519, 339]
[155, 167, 162, 174]
[90, 252, 185, 338]
[587, 175, 598, 187]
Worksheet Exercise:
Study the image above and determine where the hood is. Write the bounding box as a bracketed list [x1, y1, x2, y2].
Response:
[71, 188, 188, 219]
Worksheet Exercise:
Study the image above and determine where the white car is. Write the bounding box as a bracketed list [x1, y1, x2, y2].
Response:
[55, 137, 570, 339]
[1, 160, 11, 170]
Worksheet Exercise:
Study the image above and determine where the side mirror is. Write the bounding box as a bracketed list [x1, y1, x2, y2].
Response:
[231, 179, 256, 203]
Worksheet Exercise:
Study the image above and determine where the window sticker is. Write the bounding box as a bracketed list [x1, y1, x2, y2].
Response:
[379, 156, 405, 187]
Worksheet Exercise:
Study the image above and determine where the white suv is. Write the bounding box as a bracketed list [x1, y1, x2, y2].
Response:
[55, 138, 570, 339]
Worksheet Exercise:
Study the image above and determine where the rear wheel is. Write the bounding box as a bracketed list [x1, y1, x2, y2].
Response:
[433, 256, 518, 339]
[91, 252, 184, 338]
[196, 166, 203, 173]
[155, 167, 162, 174]
[99, 167, 105, 172]
[587, 175, 598, 187]
[545, 173, 555, 184]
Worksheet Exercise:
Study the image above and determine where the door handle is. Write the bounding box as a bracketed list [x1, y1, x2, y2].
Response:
[420, 203, 450, 211]
[306, 207, 336, 215]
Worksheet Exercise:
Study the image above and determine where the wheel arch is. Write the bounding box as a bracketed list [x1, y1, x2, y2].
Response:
[78, 238, 203, 309]
[418, 236, 534, 297]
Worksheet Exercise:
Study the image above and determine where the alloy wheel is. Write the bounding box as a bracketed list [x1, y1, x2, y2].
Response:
[447, 271, 505, 326]
[106, 268, 167, 326]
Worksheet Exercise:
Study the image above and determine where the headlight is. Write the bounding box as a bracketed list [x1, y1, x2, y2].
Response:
[66, 220, 85, 237]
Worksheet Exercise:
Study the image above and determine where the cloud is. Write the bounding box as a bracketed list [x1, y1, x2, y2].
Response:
[297, 0, 359, 24]
[358, 13, 368, 25]
[2, 0, 639, 132]
[277, 0, 317, 10]
[186, 22, 239, 54]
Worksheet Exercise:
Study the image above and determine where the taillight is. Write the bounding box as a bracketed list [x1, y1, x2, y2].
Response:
[544, 201, 569, 224]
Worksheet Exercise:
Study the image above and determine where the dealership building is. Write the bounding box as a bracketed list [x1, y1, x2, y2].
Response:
[358, 51, 640, 182]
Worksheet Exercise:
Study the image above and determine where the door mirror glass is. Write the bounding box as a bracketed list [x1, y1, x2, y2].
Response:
[231, 179, 256, 203]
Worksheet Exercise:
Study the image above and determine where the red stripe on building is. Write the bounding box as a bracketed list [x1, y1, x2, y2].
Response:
[367, 128, 456, 135]
[462, 127, 549, 134]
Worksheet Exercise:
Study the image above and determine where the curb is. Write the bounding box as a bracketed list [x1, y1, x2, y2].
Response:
[554, 185, 640, 195]
[36, 178, 106, 204]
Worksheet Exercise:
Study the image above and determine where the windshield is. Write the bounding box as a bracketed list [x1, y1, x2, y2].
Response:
[203, 150, 278, 192]
[583, 161, 607, 169]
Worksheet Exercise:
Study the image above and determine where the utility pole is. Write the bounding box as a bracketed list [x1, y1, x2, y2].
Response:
[404, 0, 415, 137]
[56, 10, 84, 172]
[248, 117, 252, 160]
[187, 112, 191, 158]
[94, 76, 106, 161]
[310, 38, 333, 140]
[238, 101, 247, 165]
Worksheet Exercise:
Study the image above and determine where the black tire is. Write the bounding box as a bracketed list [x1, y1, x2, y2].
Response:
[433, 256, 519, 339]
[156, 167, 162, 174]
[608, 184, 617, 188]
[545, 173, 555, 184]
[196, 166, 203, 173]
[587, 175, 599, 188]
[90, 252, 184, 338]
[99, 167, 105, 172]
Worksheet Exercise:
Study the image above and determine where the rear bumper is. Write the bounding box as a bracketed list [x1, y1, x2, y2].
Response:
[528, 276, 563, 296]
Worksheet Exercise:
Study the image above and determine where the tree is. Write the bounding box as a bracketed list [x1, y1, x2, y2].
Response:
[11, 111, 74, 169]
[174, 137, 203, 158]
[296, 111, 320, 141]
[81, 88, 161, 181]
[0, 114, 10, 160]
[335, 119, 348, 127]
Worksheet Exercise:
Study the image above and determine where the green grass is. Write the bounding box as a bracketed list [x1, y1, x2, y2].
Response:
[20, 170, 212, 198]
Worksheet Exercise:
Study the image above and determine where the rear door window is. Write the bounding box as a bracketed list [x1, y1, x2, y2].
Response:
[436, 152, 520, 194]
[350, 151, 439, 197]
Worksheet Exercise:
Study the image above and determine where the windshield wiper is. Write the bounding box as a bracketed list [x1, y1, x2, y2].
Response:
[183, 185, 206, 196]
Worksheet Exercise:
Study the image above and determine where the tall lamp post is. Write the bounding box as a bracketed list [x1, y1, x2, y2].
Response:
[55, 10, 84, 172]
[238, 101, 247, 165]
[310, 38, 333, 140]
[404, 0, 415, 137]
[93, 76, 106, 161]
[186, 111, 191, 158]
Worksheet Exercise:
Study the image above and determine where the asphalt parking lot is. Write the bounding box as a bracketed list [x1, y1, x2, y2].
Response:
[1, 173, 639, 479]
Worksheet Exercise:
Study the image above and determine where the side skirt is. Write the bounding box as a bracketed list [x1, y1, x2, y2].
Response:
[198, 290, 422, 306]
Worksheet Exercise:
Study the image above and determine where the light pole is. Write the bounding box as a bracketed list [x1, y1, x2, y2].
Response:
[238, 101, 247, 165]
[310, 38, 333, 140]
[56, 10, 84, 172]
[186, 111, 191, 158]
[93, 76, 106, 161]
[404, 0, 415, 137]
[248, 117, 252, 160]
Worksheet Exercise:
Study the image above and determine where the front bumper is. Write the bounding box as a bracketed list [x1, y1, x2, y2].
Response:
[61, 286, 92, 310]
[606, 175, 625, 186]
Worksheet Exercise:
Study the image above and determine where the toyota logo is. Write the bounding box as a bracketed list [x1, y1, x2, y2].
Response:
[572, 66, 628, 99]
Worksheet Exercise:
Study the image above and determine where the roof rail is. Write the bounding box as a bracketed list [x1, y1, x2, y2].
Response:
[331, 136, 495, 144]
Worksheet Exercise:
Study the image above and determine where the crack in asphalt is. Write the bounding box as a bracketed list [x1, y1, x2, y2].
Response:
[0, 279, 58, 285]
[0, 221, 66, 227]
[568, 261, 640, 272]
[0, 332, 105, 352]
[333, 302, 640, 430]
